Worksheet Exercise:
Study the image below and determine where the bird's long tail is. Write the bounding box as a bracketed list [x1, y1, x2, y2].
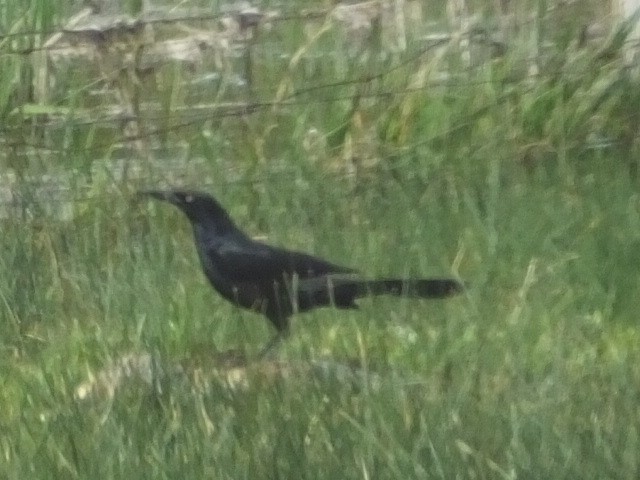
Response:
[297, 275, 463, 306]
[352, 278, 464, 299]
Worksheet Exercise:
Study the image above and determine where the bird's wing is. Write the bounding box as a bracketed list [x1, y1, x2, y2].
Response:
[212, 239, 355, 283]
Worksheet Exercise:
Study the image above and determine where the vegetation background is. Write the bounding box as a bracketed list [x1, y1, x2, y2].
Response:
[1, 0, 640, 477]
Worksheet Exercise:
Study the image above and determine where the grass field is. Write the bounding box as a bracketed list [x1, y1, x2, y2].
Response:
[1, 0, 640, 478]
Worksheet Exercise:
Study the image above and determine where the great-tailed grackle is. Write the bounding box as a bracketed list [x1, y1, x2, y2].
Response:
[140, 190, 463, 354]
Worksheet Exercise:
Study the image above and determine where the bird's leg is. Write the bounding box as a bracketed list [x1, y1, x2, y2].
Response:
[257, 329, 289, 360]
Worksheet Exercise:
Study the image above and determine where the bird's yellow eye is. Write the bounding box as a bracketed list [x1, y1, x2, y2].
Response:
[185, 194, 194, 203]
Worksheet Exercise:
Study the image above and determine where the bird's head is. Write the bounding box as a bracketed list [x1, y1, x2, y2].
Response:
[139, 190, 232, 226]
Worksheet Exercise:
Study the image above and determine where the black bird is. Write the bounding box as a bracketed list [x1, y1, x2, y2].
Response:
[140, 190, 463, 354]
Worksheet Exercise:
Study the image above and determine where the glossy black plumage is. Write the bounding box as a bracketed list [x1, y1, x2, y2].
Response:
[141, 190, 463, 351]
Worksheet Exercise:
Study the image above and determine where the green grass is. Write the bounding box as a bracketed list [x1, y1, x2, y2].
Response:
[1, 0, 640, 478]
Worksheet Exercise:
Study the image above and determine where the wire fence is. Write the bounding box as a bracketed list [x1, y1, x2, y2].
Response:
[0, 3, 631, 133]
[0, 1, 637, 213]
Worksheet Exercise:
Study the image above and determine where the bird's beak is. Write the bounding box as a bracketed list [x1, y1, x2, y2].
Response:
[138, 190, 176, 204]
